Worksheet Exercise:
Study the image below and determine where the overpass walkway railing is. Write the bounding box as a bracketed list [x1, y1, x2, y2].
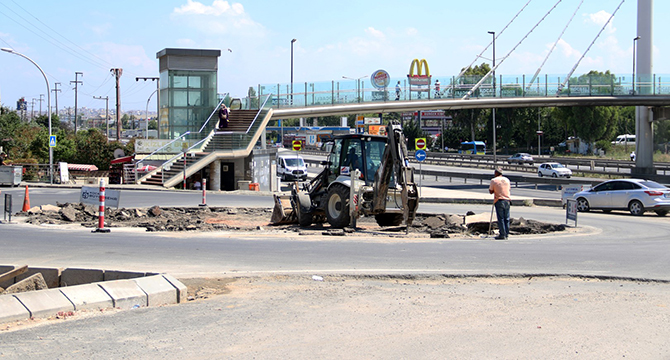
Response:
[248, 73, 670, 109]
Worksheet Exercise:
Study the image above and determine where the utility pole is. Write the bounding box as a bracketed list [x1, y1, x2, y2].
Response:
[38, 94, 44, 116]
[70, 72, 83, 133]
[30, 98, 36, 120]
[111, 68, 123, 140]
[52, 82, 62, 116]
[93, 96, 109, 140]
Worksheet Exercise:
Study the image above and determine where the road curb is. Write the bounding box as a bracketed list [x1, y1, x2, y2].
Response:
[0, 266, 187, 325]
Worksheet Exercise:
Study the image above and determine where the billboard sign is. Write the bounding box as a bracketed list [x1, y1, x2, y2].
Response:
[370, 69, 391, 89]
[407, 59, 431, 86]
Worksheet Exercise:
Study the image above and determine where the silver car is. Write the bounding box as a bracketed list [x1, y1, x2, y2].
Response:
[573, 179, 670, 216]
[538, 162, 572, 178]
[507, 153, 534, 165]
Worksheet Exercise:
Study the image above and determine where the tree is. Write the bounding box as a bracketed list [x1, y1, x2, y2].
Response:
[551, 106, 618, 154]
[148, 120, 158, 130]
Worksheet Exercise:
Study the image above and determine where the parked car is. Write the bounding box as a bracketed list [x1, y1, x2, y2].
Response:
[573, 179, 670, 216]
[276, 153, 308, 181]
[538, 162, 572, 178]
[507, 153, 534, 165]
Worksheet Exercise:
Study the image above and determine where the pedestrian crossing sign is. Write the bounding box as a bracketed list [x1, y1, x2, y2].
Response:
[49, 135, 57, 147]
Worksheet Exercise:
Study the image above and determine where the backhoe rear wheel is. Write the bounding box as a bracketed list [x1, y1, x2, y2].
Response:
[326, 184, 350, 228]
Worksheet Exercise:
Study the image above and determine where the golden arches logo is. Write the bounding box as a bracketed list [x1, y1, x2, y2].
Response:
[408, 59, 430, 77]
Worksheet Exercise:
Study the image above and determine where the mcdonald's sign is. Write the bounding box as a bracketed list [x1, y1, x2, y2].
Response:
[407, 59, 431, 86]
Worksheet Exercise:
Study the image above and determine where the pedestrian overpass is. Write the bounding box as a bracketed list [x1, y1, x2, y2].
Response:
[133, 74, 670, 189]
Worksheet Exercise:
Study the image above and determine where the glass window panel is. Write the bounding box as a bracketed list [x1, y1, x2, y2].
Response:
[172, 90, 188, 107]
[188, 76, 201, 89]
[173, 75, 187, 88]
[188, 90, 202, 106]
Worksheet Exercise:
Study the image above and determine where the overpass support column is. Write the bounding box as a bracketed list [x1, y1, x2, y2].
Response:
[634, 0, 655, 176]
[209, 159, 221, 191]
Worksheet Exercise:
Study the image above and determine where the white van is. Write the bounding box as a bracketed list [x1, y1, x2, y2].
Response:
[276, 154, 308, 181]
[612, 134, 636, 146]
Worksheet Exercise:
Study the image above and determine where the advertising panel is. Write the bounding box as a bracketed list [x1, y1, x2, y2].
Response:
[370, 70, 390, 89]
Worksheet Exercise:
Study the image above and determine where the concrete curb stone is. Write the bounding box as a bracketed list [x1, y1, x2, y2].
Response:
[133, 275, 179, 306]
[61, 268, 104, 287]
[59, 284, 114, 311]
[0, 295, 31, 323]
[13, 288, 74, 318]
[98, 280, 147, 309]
[161, 273, 188, 303]
[103, 270, 147, 282]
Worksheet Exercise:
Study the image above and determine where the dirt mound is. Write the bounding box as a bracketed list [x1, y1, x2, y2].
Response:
[20, 203, 566, 237]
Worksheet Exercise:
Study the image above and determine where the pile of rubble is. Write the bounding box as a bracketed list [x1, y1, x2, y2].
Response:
[0, 266, 47, 295]
[20, 203, 567, 237]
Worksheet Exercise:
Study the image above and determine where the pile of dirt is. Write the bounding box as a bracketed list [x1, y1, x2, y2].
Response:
[23, 203, 275, 232]
[20, 203, 566, 237]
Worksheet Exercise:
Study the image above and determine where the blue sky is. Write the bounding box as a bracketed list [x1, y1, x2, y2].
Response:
[0, 0, 666, 111]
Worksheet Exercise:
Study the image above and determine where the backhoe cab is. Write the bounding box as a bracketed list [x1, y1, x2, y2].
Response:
[271, 122, 419, 229]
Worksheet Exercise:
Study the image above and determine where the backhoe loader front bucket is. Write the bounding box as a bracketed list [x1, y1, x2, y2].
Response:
[271, 194, 297, 224]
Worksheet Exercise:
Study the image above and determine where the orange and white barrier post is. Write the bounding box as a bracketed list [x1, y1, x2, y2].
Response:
[92, 178, 111, 233]
[199, 179, 207, 207]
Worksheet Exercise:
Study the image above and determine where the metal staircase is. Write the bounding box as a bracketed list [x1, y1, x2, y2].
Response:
[135, 95, 273, 188]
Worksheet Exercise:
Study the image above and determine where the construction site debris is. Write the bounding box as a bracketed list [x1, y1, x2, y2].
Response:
[18, 203, 567, 237]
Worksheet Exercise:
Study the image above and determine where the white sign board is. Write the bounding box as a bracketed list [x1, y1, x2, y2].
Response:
[566, 199, 578, 226]
[364, 117, 381, 125]
[307, 135, 317, 146]
[561, 184, 587, 205]
[135, 139, 190, 154]
[59, 162, 69, 184]
[80, 186, 121, 208]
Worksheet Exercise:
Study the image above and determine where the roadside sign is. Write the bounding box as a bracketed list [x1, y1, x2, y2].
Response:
[415, 138, 426, 150]
[80, 186, 121, 208]
[566, 199, 578, 227]
[49, 135, 57, 148]
[415, 149, 426, 162]
[292, 140, 302, 151]
[364, 117, 381, 125]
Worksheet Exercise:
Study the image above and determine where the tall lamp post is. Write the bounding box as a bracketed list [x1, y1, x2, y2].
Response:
[342, 75, 366, 103]
[632, 36, 641, 95]
[290, 39, 296, 105]
[136, 77, 160, 139]
[488, 31, 497, 164]
[145, 90, 158, 139]
[2, 48, 53, 184]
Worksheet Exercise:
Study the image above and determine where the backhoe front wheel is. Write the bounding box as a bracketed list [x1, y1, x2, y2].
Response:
[326, 184, 350, 228]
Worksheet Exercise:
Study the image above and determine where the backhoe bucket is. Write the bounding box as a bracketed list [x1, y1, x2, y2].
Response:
[271, 194, 297, 224]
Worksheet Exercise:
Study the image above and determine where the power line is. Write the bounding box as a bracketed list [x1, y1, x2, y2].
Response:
[8, 0, 116, 70]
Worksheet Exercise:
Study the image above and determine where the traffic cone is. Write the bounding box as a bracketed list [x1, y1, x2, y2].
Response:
[22, 185, 30, 212]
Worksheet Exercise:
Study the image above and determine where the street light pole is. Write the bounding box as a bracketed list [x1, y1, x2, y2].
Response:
[136, 77, 160, 139]
[291, 39, 296, 105]
[2, 48, 53, 184]
[342, 76, 366, 103]
[488, 31, 497, 165]
[145, 90, 157, 139]
[93, 96, 109, 140]
[632, 36, 641, 95]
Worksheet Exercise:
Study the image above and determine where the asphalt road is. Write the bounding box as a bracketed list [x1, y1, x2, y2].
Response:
[1, 190, 669, 280]
[2, 188, 670, 358]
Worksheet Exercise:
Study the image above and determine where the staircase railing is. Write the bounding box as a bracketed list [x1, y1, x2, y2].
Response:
[206, 94, 273, 152]
[134, 96, 227, 183]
